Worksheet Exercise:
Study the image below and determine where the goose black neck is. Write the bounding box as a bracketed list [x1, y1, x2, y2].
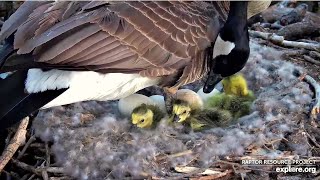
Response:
[227, 1, 248, 20]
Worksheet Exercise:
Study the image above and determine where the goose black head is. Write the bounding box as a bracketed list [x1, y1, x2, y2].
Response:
[204, 1, 250, 93]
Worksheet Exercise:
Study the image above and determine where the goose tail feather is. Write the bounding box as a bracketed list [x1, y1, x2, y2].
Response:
[0, 70, 66, 130]
[0, 36, 14, 70]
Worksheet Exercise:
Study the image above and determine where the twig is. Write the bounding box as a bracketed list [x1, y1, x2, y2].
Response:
[47, 177, 73, 180]
[17, 134, 36, 159]
[43, 167, 65, 174]
[0, 117, 29, 172]
[172, 167, 212, 180]
[282, 49, 308, 57]
[303, 55, 320, 66]
[27, 174, 36, 180]
[189, 170, 233, 180]
[309, 51, 320, 60]
[157, 150, 193, 160]
[20, 174, 31, 180]
[45, 142, 50, 167]
[11, 159, 40, 176]
[41, 162, 49, 180]
[303, 75, 320, 117]
[305, 132, 320, 149]
[174, 166, 230, 176]
[249, 30, 320, 52]
[11, 159, 65, 175]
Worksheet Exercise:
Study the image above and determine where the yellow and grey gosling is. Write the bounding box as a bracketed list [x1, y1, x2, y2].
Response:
[131, 103, 165, 129]
[170, 89, 205, 124]
[206, 73, 255, 119]
[222, 73, 251, 97]
[118, 93, 166, 129]
[172, 99, 233, 131]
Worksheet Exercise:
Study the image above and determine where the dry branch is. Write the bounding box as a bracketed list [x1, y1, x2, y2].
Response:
[157, 150, 193, 161]
[305, 133, 320, 149]
[277, 21, 320, 40]
[261, 4, 293, 23]
[41, 162, 49, 180]
[17, 134, 36, 159]
[175, 166, 228, 176]
[12, 159, 65, 175]
[0, 117, 29, 172]
[277, 13, 320, 40]
[11, 159, 41, 176]
[303, 75, 320, 117]
[189, 170, 232, 180]
[279, 4, 308, 26]
[303, 55, 320, 66]
[249, 30, 320, 52]
[309, 51, 320, 59]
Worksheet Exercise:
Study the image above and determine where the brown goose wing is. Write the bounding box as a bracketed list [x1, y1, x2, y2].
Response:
[0, 1, 228, 86]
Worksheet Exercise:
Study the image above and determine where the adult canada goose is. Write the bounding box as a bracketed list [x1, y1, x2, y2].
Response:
[0, 1, 270, 130]
[203, 1, 271, 93]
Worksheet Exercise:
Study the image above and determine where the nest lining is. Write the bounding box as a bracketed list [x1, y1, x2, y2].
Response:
[31, 41, 318, 179]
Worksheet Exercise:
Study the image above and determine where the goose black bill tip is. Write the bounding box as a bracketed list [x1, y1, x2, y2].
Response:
[203, 73, 223, 94]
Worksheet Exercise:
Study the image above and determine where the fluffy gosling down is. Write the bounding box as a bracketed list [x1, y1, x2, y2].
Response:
[121, 73, 254, 130]
[206, 73, 255, 119]
[118, 94, 166, 129]
[131, 103, 165, 129]
[172, 89, 234, 131]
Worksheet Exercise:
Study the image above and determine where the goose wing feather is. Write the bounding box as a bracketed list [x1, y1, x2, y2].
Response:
[0, 1, 228, 86]
[0, 1, 51, 42]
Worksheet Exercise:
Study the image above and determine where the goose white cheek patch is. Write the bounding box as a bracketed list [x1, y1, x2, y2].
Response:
[212, 35, 235, 58]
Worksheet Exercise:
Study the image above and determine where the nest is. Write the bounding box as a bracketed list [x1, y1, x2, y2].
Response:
[1, 40, 319, 180]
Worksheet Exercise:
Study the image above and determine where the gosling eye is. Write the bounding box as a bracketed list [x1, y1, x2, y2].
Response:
[182, 110, 187, 114]
[140, 119, 145, 123]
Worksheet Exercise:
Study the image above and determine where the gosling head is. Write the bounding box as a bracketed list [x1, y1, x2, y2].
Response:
[222, 73, 249, 96]
[131, 104, 154, 128]
[172, 100, 192, 123]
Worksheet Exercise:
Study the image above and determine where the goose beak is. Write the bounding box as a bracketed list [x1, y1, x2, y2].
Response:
[203, 73, 223, 93]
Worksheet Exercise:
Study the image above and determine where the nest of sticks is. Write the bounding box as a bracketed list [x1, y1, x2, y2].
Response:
[0, 39, 319, 180]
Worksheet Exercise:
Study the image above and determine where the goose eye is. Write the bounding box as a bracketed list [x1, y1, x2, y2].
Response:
[141, 119, 145, 123]
[183, 110, 187, 114]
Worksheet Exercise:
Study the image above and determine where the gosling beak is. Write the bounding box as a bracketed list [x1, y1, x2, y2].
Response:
[177, 118, 184, 123]
[203, 73, 223, 93]
[173, 114, 180, 122]
[132, 119, 138, 125]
